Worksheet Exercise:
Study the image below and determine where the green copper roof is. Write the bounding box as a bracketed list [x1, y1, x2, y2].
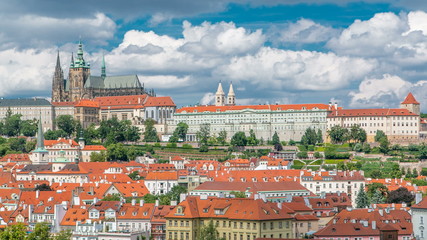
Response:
[71, 41, 90, 69]
[84, 75, 142, 89]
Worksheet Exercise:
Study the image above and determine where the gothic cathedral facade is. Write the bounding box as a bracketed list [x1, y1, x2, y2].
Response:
[52, 41, 154, 102]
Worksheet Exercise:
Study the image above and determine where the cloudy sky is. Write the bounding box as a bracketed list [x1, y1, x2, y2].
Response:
[2, 0, 427, 111]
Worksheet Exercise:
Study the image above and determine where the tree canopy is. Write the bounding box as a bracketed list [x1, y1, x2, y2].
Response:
[143, 119, 159, 142]
[231, 131, 247, 147]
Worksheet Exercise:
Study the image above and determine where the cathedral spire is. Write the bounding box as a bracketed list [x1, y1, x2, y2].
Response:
[101, 53, 106, 78]
[55, 50, 61, 70]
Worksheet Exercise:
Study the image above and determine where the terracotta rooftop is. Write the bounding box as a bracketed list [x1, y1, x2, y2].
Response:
[401, 92, 419, 105]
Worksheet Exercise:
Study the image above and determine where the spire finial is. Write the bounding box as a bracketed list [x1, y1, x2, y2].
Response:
[36, 115, 45, 150]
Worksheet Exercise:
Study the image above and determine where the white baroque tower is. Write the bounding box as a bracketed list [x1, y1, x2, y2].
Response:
[227, 82, 235, 106]
[215, 82, 225, 106]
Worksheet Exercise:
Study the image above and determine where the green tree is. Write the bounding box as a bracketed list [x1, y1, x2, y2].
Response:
[126, 146, 145, 161]
[53, 229, 72, 240]
[0, 223, 27, 240]
[128, 171, 142, 181]
[143, 119, 159, 142]
[418, 145, 427, 160]
[247, 129, 259, 146]
[90, 151, 107, 162]
[316, 129, 323, 144]
[229, 191, 246, 198]
[375, 130, 387, 142]
[25, 140, 37, 153]
[107, 143, 128, 161]
[174, 122, 189, 141]
[28, 222, 51, 240]
[328, 125, 349, 144]
[143, 193, 157, 203]
[362, 142, 371, 153]
[55, 115, 77, 137]
[366, 183, 389, 200]
[4, 114, 22, 137]
[379, 136, 389, 154]
[20, 119, 38, 137]
[370, 170, 383, 179]
[350, 125, 367, 143]
[217, 130, 227, 146]
[297, 151, 308, 159]
[199, 220, 221, 240]
[8, 137, 26, 152]
[125, 125, 141, 142]
[196, 124, 210, 147]
[272, 132, 280, 145]
[44, 129, 68, 140]
[168, 185, 187, 202]
[370, 189, 385, 204]
[355, 185, 369, 208]
[231, 131, 247, 147]
[413, 168, 419, 178]
[301, 128, 318, 146]
[102, 193, 122, 201]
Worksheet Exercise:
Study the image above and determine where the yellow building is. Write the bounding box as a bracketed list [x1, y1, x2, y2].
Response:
[165, 196, 294, 240]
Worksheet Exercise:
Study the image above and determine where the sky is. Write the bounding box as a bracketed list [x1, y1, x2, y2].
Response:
[2, 0, 427, 111]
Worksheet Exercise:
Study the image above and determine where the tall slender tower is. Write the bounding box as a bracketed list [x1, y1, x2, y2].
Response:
[101, 53, 106, 79]
[215, 82, 225, 106]
[69, 40, 91, 102]
[31, 117, 49, 165]
[51, 51, 64, 102]
[227, 82, 236, 106]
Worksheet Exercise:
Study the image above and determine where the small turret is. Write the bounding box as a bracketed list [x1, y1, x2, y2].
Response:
[31, 116, 49, 165]
[227, 82, 235, 106]
[70, 53, 74, 68]
[400, 92, 420, 115]
[215, 81, 225, 106]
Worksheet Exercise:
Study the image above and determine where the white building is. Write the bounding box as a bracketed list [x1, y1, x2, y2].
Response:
[144, 172, 178, 195]
[327, 93, 420, 143]
[300, 170, 365, 207]
[413, 194, 427, 240]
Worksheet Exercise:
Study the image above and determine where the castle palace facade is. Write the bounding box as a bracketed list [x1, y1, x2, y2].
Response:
[52, 41, 154, 102]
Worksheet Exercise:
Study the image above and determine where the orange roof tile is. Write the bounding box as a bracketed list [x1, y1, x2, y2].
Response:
[75, 99, 100, 108]
[328, 108, 418, 117]
[401, 92, 419, 104]
[145, 171, 178, 181]
[144, 96, 175, 107]
[82, 145, 107, 151]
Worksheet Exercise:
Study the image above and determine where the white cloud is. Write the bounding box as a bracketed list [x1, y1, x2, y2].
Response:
[273, 18, 339, 44]
[0, 48, 57, 96]
[138, 75, 192, 89]
[0, 13, 116, 49]
[216, 47, 377, 91]
[348, 74, 425, 109]
[200, 92, 215, 105]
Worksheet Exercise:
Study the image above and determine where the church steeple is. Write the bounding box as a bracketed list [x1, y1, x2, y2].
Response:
[36, 116, 45, 150]
[31, 116, 49, 165]
[52, 51, 65, 102]
[215, 81, 225, 106]
[227, 82, 235, 106]
[72, 40, 89, 69]
[101, 54, 106, 78]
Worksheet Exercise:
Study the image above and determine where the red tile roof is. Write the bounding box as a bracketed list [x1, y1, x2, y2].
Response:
[412, 196, 427, 209]
[144, 96, 175, 107]
[75, 99, 100, 108]
[177, 103, 329, 113]
[194, 181, 309, 193]
[145, 171, 178, 181]
[52, 101, 77, 107]
[166, 196, 294, 220]
[94, 94, 148, 108]
[82, 145, 107, 151]
[401, 92, 419, 104]
[328, 108, 418, 117]
[44, 138, 79, 147]
[0, 154, 30, 163]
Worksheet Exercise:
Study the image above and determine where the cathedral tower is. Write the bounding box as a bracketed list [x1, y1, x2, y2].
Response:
[69, 40, 91, 102]
[227, 82, 236, 106]
[52, 51, 64, 102]
[215, 82, 225, 106]
[31, 117, 49, 165]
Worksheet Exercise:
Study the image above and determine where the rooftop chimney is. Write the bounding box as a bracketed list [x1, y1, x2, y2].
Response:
[140, 199, 144, 207]
[372, 220, 376, 230]
[36, 190, 40, 199]
[132, 199, 136, 206]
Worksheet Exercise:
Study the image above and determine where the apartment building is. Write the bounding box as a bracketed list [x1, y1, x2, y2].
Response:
[165, 195, 294, 240]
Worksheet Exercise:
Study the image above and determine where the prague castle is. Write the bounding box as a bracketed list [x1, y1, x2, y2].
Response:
[52, 41, 154, 102]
